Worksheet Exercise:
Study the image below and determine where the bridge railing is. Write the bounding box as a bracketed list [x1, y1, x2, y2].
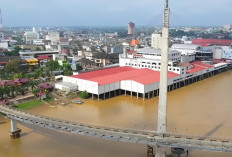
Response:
[1, 105, 232, 144]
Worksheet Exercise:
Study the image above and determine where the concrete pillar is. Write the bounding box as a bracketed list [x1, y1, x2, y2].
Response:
[10, 119, 21, 139]
[137, 92, 139, 99]
[147, 145, 154, 157]
[157, 3, 170, 133]
[98, 95, 99, 101]
[11, 119, 17, 132]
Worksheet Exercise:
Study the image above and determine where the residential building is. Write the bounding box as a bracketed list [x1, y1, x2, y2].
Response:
[151, 33, 162, 49]
[24, 31, 39, 44]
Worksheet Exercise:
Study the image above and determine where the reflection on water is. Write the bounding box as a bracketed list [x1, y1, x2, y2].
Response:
[0, 71, 232, 157]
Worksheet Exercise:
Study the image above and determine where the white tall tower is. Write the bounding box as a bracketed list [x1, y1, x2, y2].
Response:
[0, 8, 4, 40]
[157, 0, 170, 134]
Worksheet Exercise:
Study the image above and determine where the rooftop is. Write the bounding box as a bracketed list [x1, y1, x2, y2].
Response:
[192, 39, 232, 47]
[71, 66, 179, 85]
[187, 61, 214, 74]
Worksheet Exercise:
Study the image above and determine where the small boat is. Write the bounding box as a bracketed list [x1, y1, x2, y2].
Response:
[72, 100, 84, 104]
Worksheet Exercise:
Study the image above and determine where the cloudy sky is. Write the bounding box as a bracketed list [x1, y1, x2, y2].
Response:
[1, 0, 231, 27]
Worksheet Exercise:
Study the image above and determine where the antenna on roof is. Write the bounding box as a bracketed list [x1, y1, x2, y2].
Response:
[165, 0, 169, 8]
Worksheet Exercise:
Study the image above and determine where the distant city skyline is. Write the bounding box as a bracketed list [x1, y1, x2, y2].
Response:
[1, 0, 232, 27]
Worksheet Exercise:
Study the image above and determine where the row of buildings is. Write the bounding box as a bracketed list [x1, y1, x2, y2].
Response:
[59, 36, 232, 100]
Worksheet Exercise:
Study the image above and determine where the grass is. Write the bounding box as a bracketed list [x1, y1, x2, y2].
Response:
[0, 113, 3, 118]
[15, 100, 43, 110]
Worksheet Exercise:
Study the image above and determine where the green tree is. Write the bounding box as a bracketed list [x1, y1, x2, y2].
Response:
[5, 58, 22, 74]
[13, 73, 23, 79]
[79, 91, 88, 99]
[5, 46, 21, 56]
[46, 60, 61, 75]
[32, 88, 40, 96]
[63, 63, 72, 76]
[35, 47, 41, 51]
[29, 80, 39, 90]
[9, 85, 17, 98]
[0, 87, 5, 99]
[4, 86, 11, 97]
[34, 67, 43, 78]
[16, 86, 28, 95]
[76, 64, 83, 71]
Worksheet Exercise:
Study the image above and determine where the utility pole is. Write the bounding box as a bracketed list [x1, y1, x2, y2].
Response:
[157, 0, 170, 134]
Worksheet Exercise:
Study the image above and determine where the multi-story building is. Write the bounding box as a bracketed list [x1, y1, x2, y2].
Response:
[151, 33, 162, 49]
[119, 47, 183, 74]
[128, 22, 135, 35]
[33, 39, 44, 46]
[24, 31, 39, 44]
[110, 44, 123, 53]
[45, 32, 60, 45]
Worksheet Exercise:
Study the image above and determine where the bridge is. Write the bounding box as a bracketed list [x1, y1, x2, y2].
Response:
[1, 105, 232, 154]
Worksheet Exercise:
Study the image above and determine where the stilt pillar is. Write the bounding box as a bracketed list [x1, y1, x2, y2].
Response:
[147, 145, 154, 157]
[10, 119, 21, 139]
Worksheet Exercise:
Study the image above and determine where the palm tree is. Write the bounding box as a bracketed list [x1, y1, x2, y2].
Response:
[29, 80, 38, 90]
[0, 87, 5, 99]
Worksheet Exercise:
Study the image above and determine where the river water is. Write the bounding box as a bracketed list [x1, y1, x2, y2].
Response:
[1, 71, 232, 157]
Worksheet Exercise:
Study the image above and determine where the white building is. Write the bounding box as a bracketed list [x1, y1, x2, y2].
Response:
[33, 39, 44, 46]
[24, 31, 39, 44]
[19, 50, 59, 60]
[171, 44, 203, 63]
[223, 24, 231, 31]
[45, 32, 60, 45]
[0, 41, 8, 49]
[151, 33, 162, 49]
[119, 47, 182, 74]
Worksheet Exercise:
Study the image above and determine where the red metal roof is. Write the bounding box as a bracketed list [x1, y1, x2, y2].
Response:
[37, 55, 51, 60]
[187, 61, 214, 74]
[128, 50, 136, 54]
[71, 67, 179, 85]
[192, 39, 232, 47]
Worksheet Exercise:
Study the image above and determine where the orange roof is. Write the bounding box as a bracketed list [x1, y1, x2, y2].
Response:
[131, 40, 139, 46]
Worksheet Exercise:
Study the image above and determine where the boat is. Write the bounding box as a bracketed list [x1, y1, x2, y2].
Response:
[72, 100, 84, 104]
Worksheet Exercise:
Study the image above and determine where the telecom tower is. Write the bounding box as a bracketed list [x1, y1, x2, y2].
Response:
[0, 8, 4, 40]
[157, 0, 170, 134]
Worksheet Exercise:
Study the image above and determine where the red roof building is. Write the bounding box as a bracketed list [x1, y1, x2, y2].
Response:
[37, 55, 51, 60]
[192, 39, 232, 47]
[71, 66, 179, 86]
[186, 61, 214, 74]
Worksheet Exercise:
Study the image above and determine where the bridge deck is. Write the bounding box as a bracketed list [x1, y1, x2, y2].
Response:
[1, 105, 232, 152]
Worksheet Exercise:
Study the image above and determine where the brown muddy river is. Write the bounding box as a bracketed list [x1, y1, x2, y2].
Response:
[1, 71, 232, 157]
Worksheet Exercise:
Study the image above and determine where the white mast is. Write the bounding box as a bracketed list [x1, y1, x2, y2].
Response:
[157, 0, 170, 134]
[0, 9, 3, 30]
